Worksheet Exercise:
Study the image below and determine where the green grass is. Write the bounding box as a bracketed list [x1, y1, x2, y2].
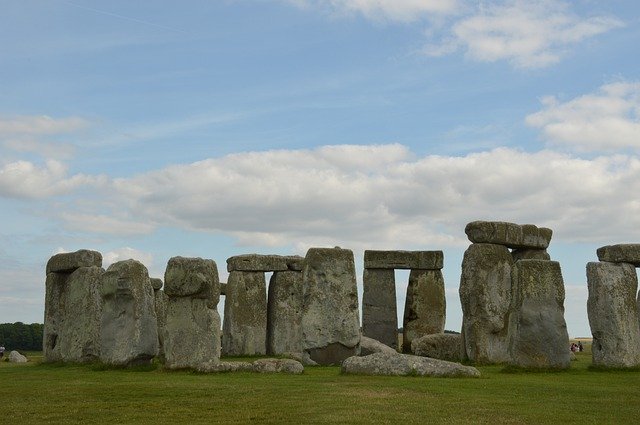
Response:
[0, 351, 638, 424]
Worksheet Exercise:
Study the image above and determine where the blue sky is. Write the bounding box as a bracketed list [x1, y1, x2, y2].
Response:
[2, 0, 640, 338]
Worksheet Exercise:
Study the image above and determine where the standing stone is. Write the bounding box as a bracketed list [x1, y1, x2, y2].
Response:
[154, 288, 167, 362]
[99, 260, 158, 366]
[411, 333, 464, 362]
[508, 260, 570, 369]
[301, 247, 361, 365]
[362, 269, 398, 349]
[222, 271, 267, 356]
[459, 243, 513, 364]
[402, 269, 446, 353]
[587, 262, 640, 367]
[266, 270, 303, 355]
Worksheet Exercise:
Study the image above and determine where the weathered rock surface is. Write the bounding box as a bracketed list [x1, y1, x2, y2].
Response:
[360, 336, 397, 356]
[196, 358, 304, 374]
[222, 271, 267, 356]
[364, 250, 444, 270]
[362, 268, 398, 349]
[99, 260, 158, 366]
[150, 278, 163, 290]
[511, 249, 551, 262]
[402, 269, 446, 353]
[164, 257, 219, 300]
[341, 352, 480, 377]
[597, 244, 640, 267]
[508, 260, 570, 369]
[46, 249, 102, 274]
[43, 266, 104, 363]
[267, 270, 303, 355]
[587, 262, 640, 367]
[154, 289, 167, 361]
[301, 247, 361, 365]
[465, 221, 552, 249]
[411, 333, 463, 362]
[8, 351, 27, 363]
[459, 243, 513, 364]
[227, 254, 304, 272]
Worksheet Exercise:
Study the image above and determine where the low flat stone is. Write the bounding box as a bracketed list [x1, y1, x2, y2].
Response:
[46, 249, 102, 274]
[411, 333, 464, 362]
[227, 254, 289, 272]
[8, 351, 28, 363]
[364, 250, 443, 270]
[252, 358, 304, 374]
[341, 352, 480, 378]
[597, 244, 640, 267]
[360, 336, 397, 356]
[465, 221, 552, 249]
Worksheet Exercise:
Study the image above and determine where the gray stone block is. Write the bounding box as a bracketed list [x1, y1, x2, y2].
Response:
[362, 269, 397, 349]
[465, 221, 552, 249]
[364, 250, 443, 270]
[411, 333, 464, 362]
[341, 352, 480, 377]
[597, 244, 640, 267]
[164, 257, 220, 301]
[511, 248, 550, 262]
[46, 249, 102, 274]
[402, 269, 446, 353]
[267, 270, 303, 356]
[227, 254, 289, 272]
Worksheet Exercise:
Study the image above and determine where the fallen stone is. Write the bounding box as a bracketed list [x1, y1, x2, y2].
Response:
[360, 336, 397, 356]
[362, 269, 397, 349]
[364, 250, 443, 270]
[402, 269, 446, 353]
[341, 352, 480, 377]
[267, 270, 303, 355]
[252, 358, 304, 374]
[508, 260, 570, 369]
[8, 351, 28, 363]
[227, 254, 289, 272]
[465, 221, 552, 249]
[597, 244, 640, 267]
[301, 247, 361, 365]
[164, 257, 219, 300]
[459, 243, 513, 364]
[46, 249, 102, 274]
[511, 249, 551, 262]
[587, 262, 640, 368]
[411, 333, 463, 362]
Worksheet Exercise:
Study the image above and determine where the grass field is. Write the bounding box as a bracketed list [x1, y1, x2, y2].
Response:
[1, 349, 638, 424]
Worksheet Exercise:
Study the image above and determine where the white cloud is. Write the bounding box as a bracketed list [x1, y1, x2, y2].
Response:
[60, 213, 156, 236]
[2, 138, 76, 159]
[0, 115, 88, 136]
[103, 247, 154, 271]
[425, 0, 623, 68]
[526, 81, 640, 151]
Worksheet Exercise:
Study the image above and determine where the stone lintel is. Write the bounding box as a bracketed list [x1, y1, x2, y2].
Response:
[227, 254, 304, 272]
[46, 249, 102, 275]
[364, 250, 443, 270]
[465, 221, 552, 249]
[597, 244, 640, 267]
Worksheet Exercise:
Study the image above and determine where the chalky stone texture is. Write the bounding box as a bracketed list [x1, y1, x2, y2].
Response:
[341, 352, 480, 377]
[222, 271, 267, 356]
[360, 336, 397, 356]
[411, 333, 464, 362]
[465, 221, 552, 249]
[43, 266, 104, 363]
[364, 250, 444, 270]
[587, 262, 640, 367]
[164, 257, 218, 301]
[267, 270, 303, 355]
[511, 249, 551, 262]
[301, 247, 361, 365]
[459, 243, 513, 364]
[597, 244, 640, 267]
[8, 351, 28, 363]
[402, 269, 446, 353]
[508, 260, 570, 369]
[46, 249, 102, 274]
[362, 269, 398, 349]
[99, 260, 158, 366]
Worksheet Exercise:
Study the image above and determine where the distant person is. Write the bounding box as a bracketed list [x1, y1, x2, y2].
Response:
[0, 345, 4, 358]
[578, 341, 583, 352]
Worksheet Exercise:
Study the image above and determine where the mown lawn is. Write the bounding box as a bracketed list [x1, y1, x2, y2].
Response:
[0, 351, 638, 424]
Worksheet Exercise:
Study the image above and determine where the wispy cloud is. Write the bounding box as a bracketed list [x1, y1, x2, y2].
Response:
[0, 115, 88, 136]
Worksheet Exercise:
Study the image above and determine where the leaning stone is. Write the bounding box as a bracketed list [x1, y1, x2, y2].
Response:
[360, 336, 397, 356]
[465, 221, 552, 249]
[508, 260, 570, 369]
[267, 270, 303, 355]
[402, 269, 446, 353]
[301, 247, 361, 365]
[8, 351, 28, 363]
[164, 257, 219, 300]
[150, 278, 163, 290]
[411, 333, 464, 362]
[597, 244, 640, 267]
[341, 352, 480, 377]
[252, 358, 304, 374]
[46, 249, 102, 274]
[587, 262, 640, 367]
[459, 243, 513, 364]
[99, 260, 158, 366]
[364, 250, 444, 270]
[362, 269, 397, 349]
[512, 249, 551, 262]
[226, 254, 289, 272]
[222, 271, 267, 356]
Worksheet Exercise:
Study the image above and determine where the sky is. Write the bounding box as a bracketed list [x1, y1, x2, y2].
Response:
[1, 0, 640, 338]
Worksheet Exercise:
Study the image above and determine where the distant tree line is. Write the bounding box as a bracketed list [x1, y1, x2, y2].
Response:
[0, 322, 43, 351]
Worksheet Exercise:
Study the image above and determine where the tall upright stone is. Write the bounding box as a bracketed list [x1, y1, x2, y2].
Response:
[266, 270, 303, 355]
[402, 269, 446, 353]
[150, 278, 167, 361]
[99, 260, 158, 366]
[587, 262, 640, 367]
[164, 257, 221, 369]
[43, 249, 104, 363]
[362, 269, 397, 349]
[508, 260, 570, 369]
[459, 243, 513, 364]
[222, 271, 267, 356]
[301, 247, 361, 365]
